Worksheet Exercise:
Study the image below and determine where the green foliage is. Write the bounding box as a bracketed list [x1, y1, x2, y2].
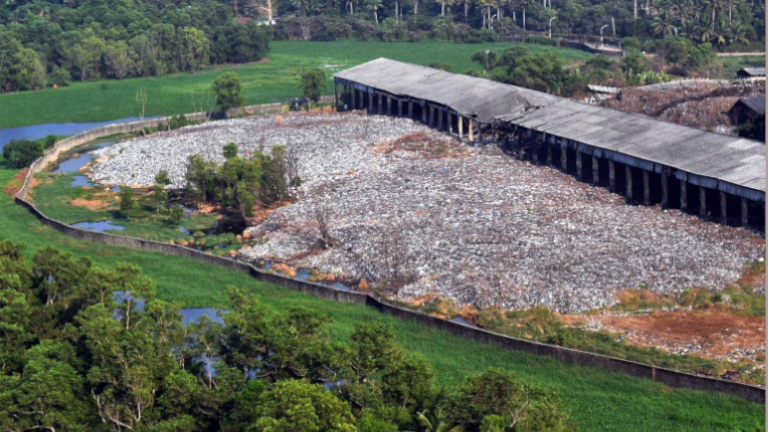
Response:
[2, 139, 43, 169]
[471, 50, 498, 72]
[169, 204, 185, 225]
[153, 184, 170, 214]
[299, 67, 327, 104]
[483, 47, 587, 97]
[169, 114, 191, 130]
[212, 72, 245, 111]
[185, 144, 289, 216]
[223, 143, 239, 159]
[155, 170, 173, 187]
[428, 62, 453, 72]
[255, 380, 357, 432]
[118, 187, 137, 217]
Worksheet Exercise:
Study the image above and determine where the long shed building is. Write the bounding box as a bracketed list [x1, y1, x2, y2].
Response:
[333, 58, 765, 230]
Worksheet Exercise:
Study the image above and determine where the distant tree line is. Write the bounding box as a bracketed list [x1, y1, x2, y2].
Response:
[268, 0, 763, 51]
[0, 0, 270, 93]
[0, 240, 579, 431]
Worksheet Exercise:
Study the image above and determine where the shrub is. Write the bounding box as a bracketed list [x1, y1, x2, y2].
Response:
[2, 139, 43, 168]
[49, 66, 71, 87]
[299, 68, 327, 104]
[211, 72, 244, 111]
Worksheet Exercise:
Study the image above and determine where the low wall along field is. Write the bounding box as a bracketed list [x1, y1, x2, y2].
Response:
[14, 101, 766, 405]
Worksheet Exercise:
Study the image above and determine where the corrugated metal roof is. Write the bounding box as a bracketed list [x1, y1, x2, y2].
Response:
[740, 68, 766, 77]
[333, 58, 560, 124]
[736, 96, 766, 114]
[498, 100, 765, 196]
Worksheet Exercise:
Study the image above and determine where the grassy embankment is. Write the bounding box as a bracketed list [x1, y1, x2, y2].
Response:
[1, 163, 765, 430]
[0, 41, 594, 129]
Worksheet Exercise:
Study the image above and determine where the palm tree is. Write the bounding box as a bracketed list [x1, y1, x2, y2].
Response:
[727, 23, 750, 44]
[652, 11, 676, 36]
[416, 408, 465, 432]
[365, 0, 384, 23]
[703, 0, 721, 30]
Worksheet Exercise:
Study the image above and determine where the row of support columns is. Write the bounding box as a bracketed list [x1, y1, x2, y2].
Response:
[340, 84, 479, 143]
[505, 128, 763, 230]
[336, 82, 763, 230]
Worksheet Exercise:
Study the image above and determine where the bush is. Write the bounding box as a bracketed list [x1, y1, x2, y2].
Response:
[2, 139, 43, 168]
[298, 67, 327, 104]
[169, 114, 190, 130]
[43, 135, 57, 149]
[211, 72, 244, 111]
[49, 66, 71, 87]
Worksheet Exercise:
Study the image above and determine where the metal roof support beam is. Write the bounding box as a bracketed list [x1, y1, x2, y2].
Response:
[576, 151, 583, 181]
[458, 116, 463, 139]
[398, 100, 403, 117]
[387, 96, 392, 116]
[608, 160, 616, 192]
[546, 137, 553, 166]
[720, 191, 728, 224]
[408, 101, 413, 119]
[625, 165, 634, 202]
[643, 171, 651, 206]
[377, 93, 383, 115]
[741, 198, 749, 227]
[592, 156, 600, 186]
[560, 138, 568, 174]
[447, 112, 453, 135]
[661, 171, 669, 209]
[699, 187, 707, 217]
[422, 101, 427, 123]
[680, 181, 688, 212]
[531, 135, 539, 165]
[437, 106, 443, 131]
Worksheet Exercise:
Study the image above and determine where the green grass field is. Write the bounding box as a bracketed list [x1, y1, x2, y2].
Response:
[1, 164, 765, 430]
[0, 41, 594, 129]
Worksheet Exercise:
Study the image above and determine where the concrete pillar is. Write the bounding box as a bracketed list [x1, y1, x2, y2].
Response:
[468, 119, 474, 142]
[741, 198, 749, 227]
[437, 108, 443, 131]
[643, 170, 651, 206]
[592, 156, 600, 185]
[720, 191, 728, 223]
[560, 139, 568, 173]
[408, 101, 413, 118]
[660, 172, 669, 209]
[334, 82, 339, 108]
[386, 96, 392, 115]
[448, 112, 453, 134]
[368, 92, 373, 113]
[359, 90, 364, 111]
[458, 116, 463, 139]
[680, 181, 688, 211]
[625, 165, 633, 201]
[350, 88, 356, 109]
[398, 100, 403, 117]
[608, 160, 616, 192]
[422, 102, 427, 123]
[531, 138, 539, 164]
[428, 105, 435, 127]
[377, 94, 383, 114]
[699, 187, 707, 217]
[546, 140, 553, 166]
[576, 151, 583, 181]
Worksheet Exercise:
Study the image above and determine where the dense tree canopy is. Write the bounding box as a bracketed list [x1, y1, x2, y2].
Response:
[0, 0, 270, 92]
[0, 240, 578, 431]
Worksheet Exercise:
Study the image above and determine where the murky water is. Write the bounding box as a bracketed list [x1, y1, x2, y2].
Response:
[72, 220, 125, 233]
[53, 154, 94, 173]
[71, 176, 94, 187]
[0, 116, 161, 149]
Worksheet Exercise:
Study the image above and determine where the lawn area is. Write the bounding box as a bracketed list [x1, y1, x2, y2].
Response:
[717, 55, 766, 78]
[0, 41, 594, 129]
[0, 164, 765, 431]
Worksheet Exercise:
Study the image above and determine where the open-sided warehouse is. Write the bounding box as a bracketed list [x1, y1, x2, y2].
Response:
[334, 58, 765, 230]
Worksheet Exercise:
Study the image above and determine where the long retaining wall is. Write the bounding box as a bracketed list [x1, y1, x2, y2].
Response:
[13, 102, 765, 405]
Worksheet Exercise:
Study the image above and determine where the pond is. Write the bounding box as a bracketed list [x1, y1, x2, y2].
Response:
[0, 116, 162, 149]
[72, 220, 125, 233]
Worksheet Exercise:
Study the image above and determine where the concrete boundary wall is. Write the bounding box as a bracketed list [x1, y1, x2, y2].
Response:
[13, 102, 765, 405]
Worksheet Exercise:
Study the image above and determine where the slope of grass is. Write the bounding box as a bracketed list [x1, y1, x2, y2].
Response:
[0, 41, 593, 129]
[0, 167, 764, 431]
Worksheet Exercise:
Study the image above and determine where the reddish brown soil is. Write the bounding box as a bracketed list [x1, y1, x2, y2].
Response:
[564, 311, 765, 360]
[3, 168, 28, 197]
